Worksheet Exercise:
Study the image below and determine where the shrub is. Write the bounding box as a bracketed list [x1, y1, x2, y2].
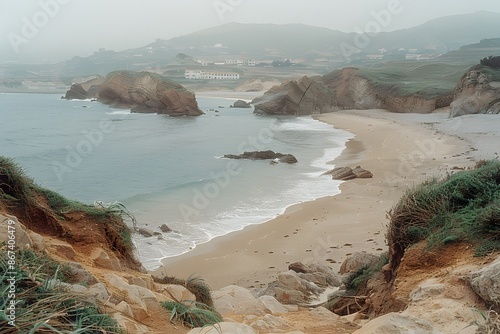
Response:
[153, 274, 214, 307]
[480, 56, 500, 69]
[388, 161, 500, 270]
[161, 301, 222, 328]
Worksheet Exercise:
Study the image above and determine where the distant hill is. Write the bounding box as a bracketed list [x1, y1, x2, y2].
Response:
[155, 11, 500, 58]
[443, 38, 500, 61]
[4, 11, 500, 78]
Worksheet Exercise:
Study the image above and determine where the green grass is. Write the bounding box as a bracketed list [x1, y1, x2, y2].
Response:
[356, 61, 470, 98]
[0, 247, 122, 333]
[161, 301, 222, 328]
[0, 156, 136, 256]
[388, 160, 500, 257]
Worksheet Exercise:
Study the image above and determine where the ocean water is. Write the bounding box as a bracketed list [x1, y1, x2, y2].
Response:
[0, 93, 352, 269]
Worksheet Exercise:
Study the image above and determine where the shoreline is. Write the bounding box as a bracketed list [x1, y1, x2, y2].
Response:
[153, 109, 481, 290]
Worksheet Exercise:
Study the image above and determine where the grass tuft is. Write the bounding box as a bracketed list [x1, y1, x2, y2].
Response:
[388, 160, 500, 271]
[161, 300, 222, 328]
[153, 274, 214, 307]
[0, 247, 122, 333]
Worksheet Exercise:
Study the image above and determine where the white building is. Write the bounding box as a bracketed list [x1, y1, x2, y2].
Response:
[185, 70, 240, 80]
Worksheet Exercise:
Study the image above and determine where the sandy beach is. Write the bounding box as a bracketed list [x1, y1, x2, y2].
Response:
[154, 109, 496, 290]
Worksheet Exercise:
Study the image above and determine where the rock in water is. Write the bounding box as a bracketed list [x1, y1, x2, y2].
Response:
[224, 150, 298, 164]
[65, 83, 88, 100]
[231, 99, 252, 108]
[323, 167, 357, 180]
[64, 71, 203, 116]
[159, 224, 172, 233]
[323, 166, 373, 180]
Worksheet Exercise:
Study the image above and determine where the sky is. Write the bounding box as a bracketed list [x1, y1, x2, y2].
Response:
[1, 0, 500, 63]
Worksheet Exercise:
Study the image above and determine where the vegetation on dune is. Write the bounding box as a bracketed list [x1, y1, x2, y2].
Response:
[0, 248, 122, 333]
[388, 160, 500, 272]
[0, 156, 136, 262]
[161, 300, 222, 329]
[356, 61, 470, 98]
[153, 274, 214, 307]
[325, 253, 388, 316]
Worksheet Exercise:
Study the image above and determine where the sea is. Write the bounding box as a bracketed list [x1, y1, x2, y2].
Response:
[0, 92, 353, 270]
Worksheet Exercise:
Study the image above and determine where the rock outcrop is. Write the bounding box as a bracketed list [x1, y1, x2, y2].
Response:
[231, 99, 252, 108]
[264, 261, 343, 305]
[224, 150, 298, 164]
[449, 67, 500, 117]
[253, 76, 336, 115]
[65, 71, 203, 116]
[64, 83, 89, 100]
[253, 68, 452, 115]
[323, 166, 373, 181]
[469, 255, 500, 306]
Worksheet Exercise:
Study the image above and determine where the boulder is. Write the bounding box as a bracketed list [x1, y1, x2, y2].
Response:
[137, 227, 155, 237]
[279, 154, 298, 164]
[159, 284, 196, 303]
[275, 287, 308, 305]
[352, 313, 439, 334]
[253, 76, 335, 115]
[289, 261, 343, 287]
[86, 283, 111, 303]
[258, 295, 289, 315]
[65, 83, 88, 100]
[60, 282, 88, 294]
[112, 313, 150, 334]
[469, 256, 500, 306]
[289, 262, 308, 273]
[352, 166, 373, 178]
[231, 99, 252, 108]
[114, 301, 134, 318]
[450, 69, 500, 117]
[323, 167, 357, 181]
[187, 322, 257, 334]
[93, 249, 122, 271]
[103, 274, 162, 321]
[250, 314, 291, 332]
[309, 306, 340, 322]
[340, 253, 379, 275]
[26, 230, 45, 251]
[0, 214, 33, 250]
[212, 285, 267, 315]
[64, 262, 99, 285]
[159, 224, 172, 233]
[51, 240, 77, 260]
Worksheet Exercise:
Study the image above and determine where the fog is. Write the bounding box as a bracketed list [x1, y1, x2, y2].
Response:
[1, 0, 499, 63]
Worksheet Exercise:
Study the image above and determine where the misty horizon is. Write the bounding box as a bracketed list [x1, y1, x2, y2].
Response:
[1, 0, 500, 63]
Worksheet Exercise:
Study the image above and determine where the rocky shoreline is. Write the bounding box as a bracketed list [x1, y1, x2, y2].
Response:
[65, 71, 203, 116]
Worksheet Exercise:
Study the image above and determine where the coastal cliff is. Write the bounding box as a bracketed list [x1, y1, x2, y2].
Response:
[65, 71, 203, 116]
[450, 65, 500, 117]
[253, 67, 452, 115]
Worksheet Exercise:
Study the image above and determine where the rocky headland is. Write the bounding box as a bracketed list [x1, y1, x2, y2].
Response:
[450, 65, 500, 117]
[253, 65, 500, 117]
[65, 71, 203, 116]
